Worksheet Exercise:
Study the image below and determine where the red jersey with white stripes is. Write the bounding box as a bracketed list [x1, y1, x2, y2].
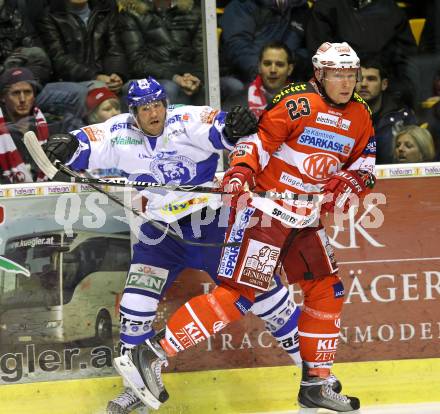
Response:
[230, 81, 376, 195]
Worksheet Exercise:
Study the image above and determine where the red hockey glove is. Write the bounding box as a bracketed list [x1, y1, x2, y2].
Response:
[221, 165, 256, 195]
[321, 170, 375, 213]
[221, 165, 256, 224]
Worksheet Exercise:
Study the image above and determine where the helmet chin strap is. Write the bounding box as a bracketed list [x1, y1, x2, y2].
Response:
[129, 106, 141, 130]
[312, 76, 355, 108]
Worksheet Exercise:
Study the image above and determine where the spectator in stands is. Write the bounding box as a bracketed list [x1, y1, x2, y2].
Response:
[306, 0, 418, 107]
[405, 0, 440, 108]
[0, 0, 52, 85]
[356, 58, 417, 164]
[17, 0, 49, 32]
[246, 41, 294, 117]
[35, 0, 127, 119]
[84, 85, 122, 177]
[86, 86, 121, 124]
[393, 125, 435, 163]
[222, 41, 295, 113]
[0, 67, 49, 183]
[219, 0, 310, 88]
[118, 0, 205, 105]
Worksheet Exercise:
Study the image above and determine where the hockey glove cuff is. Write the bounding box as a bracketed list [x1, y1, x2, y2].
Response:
[321, 170, 376, 213]
[221, 165, 256, 225]
[223, 106, 258, 144]
[42, 133, 79, 164]
[221, 165, 256, 195]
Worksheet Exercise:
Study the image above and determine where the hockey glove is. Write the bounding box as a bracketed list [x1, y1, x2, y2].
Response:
[321, 170, 375, 213]
[42, 133, 79, 164]
[221, 165, 256, 225]
[223, 106, 258, 144]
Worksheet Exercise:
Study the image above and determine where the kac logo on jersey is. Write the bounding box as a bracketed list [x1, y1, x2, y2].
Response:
[303, 153, 340, 181]
[151, 154, 196, 184]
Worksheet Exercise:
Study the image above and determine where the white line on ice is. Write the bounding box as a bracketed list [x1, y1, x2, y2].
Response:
[250, 401, 440, 414]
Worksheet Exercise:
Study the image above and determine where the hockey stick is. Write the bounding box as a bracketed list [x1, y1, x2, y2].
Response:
[81, 170, 239, 248]
[23, 131, 239, 248]
[23, 130, 227, 193]
[23, 131, 308, 202]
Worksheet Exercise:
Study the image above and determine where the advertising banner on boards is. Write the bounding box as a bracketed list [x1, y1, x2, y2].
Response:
[0, 175, 439, 384]
[0, 183, 131, 383]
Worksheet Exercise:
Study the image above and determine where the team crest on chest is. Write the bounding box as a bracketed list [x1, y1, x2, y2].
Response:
[151, 153, 197, 184]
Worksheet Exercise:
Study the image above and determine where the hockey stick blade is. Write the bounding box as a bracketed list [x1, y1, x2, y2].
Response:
[24, 131, 59, 179]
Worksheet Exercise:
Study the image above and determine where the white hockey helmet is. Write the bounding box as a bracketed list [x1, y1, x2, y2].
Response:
[312, 42, 361, 82]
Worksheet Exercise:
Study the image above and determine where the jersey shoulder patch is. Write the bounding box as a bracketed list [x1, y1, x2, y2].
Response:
[352, 92, 372, 117]
[268, 82, 316, 109]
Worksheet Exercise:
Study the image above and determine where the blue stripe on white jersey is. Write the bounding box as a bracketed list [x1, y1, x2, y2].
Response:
[68, 129, 91, 170]
[123, 171, 157, 183]
[209, 111, 228, 149]
[189, 153, 219, 184]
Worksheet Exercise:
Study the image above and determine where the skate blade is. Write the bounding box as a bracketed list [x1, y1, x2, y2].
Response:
[114, 355, 161, 410]
[298, 408, 319, 413]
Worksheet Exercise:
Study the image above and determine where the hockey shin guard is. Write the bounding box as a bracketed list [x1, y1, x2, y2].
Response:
[252, 275, 301, 366]
[119, 291, 159, 347]
[160, 285, 254, 356]
[298, 275, 344, 369]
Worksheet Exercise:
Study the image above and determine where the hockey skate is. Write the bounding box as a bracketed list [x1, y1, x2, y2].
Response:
[113, 332, 169, 410]
[106, 387, 147, 414]
[298, 364, 360, 413]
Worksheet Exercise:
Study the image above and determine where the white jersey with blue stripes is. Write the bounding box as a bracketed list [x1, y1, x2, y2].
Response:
[68, 105, 233, 223]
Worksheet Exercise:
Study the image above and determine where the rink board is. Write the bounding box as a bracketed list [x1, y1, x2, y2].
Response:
[1, 166, 440, 412]
[1, 358, 439, 414]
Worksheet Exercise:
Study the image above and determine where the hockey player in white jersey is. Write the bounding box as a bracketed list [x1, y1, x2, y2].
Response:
[42, 77, 339, 413]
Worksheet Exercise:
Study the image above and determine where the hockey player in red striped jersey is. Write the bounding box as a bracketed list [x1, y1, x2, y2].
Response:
[124, 42, 376, 413]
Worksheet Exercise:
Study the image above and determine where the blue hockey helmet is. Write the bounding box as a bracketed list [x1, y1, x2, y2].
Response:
[126, 77, 167, 109]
